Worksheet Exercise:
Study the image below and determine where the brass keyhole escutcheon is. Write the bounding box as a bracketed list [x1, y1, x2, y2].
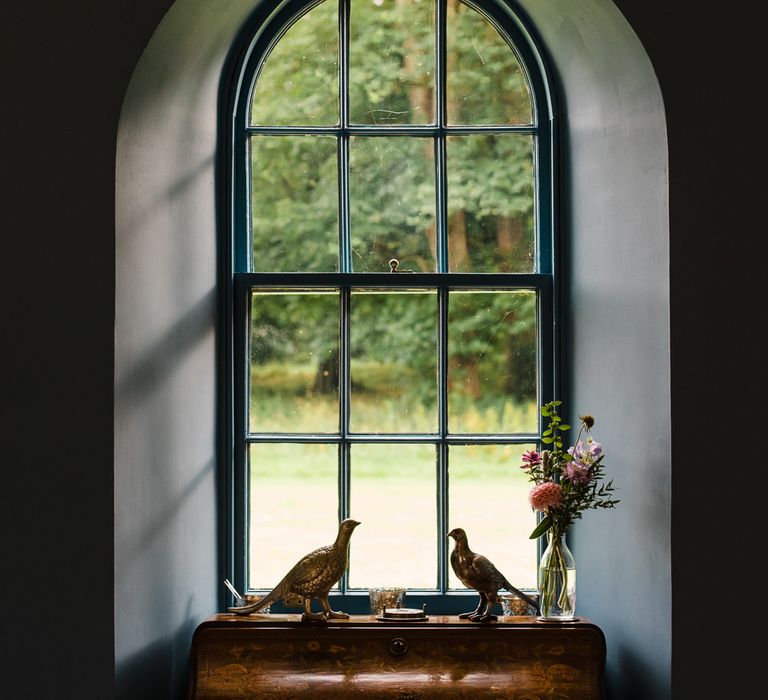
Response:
[389, 637, 408, 656]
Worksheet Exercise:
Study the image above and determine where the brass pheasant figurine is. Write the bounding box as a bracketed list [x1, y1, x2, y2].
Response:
[228, 518, 361, 621]
[448, 527, 539, 621]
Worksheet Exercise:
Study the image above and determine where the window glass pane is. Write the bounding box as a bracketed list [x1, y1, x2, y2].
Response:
[248, 443, 339, 589]
[448, 290, 537, 433]
[446, 0, 532, 125]
[447, 135, 535, 272]
[349, 0, 435, 125]
[448, 444, 537, 589]
[350, 290, 437, 433]
[348, 444, 437, 588]
[250, 1, 339, 126]
[350, 136, 436, 271]
[249, 291, 339, 433]
[250, 135, 339, 271]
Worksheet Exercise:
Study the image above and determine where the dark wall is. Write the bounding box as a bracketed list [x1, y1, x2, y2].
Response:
[612, 1, 763, 697]
[1, 2, 173, 698]
[1, 0, 761, 697]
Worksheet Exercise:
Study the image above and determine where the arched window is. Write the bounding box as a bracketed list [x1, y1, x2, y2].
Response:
[227, 0, 556, 612]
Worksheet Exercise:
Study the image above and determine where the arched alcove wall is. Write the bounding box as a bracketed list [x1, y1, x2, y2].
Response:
[115, 1, 669, 697]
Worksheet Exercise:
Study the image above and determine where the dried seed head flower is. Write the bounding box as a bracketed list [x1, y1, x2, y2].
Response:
[578, 414, 595, 429]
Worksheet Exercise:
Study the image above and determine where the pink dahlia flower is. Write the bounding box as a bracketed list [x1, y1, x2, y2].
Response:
[528, 481, 563, 511]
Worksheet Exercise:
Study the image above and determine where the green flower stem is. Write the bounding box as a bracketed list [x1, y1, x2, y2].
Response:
[539, 532, 573, 617]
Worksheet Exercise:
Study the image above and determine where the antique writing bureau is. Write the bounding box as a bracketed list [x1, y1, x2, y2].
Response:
[188, 614, 606, 698]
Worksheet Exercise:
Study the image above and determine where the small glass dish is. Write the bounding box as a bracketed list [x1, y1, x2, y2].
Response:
[501, 591, 538, 616]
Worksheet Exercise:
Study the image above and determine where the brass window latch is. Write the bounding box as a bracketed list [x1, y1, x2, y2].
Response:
[388, 258, 414, 273]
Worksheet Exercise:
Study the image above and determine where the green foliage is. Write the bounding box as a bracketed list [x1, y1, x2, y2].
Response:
[248, 1, 542, 416]
[448, 291, 537, 404]
[251, 1, 339, 126]
[250, 287, 537, 415]
[248, 0, 536, 273]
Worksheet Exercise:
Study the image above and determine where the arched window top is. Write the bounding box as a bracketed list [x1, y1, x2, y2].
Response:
[235, 0, 552, 274]
[248, 0, 535, 128]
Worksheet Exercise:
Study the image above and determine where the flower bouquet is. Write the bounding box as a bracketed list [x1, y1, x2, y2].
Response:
[520, 401, 620, 620]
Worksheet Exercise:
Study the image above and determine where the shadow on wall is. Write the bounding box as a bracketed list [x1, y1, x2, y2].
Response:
[121, 457, 216, 569]
[610, 643, 661, 700]
[115, 288, 216, 403]
[116, 598, 199, 700]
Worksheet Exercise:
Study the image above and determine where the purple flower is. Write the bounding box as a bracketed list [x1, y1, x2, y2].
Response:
[565, 461, 592, 486]
[569, 438, 602, 462]
[568, 441, 585, 460]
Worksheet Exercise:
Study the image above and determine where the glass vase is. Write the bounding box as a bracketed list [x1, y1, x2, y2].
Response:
[537, 530, 576, 621]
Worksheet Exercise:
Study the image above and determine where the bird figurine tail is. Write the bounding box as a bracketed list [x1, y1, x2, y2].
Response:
[501, 577, 540, 613]
[228, 582, 285, 616]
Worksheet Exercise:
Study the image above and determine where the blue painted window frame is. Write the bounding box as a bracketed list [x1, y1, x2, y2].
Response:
[220, 0, 559, 614]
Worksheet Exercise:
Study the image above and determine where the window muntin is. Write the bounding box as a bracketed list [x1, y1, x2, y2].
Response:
[233, 0, 555, 609]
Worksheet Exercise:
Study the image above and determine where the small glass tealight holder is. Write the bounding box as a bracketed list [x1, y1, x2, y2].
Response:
[242, 593, 271, 614]
[368, 587, 405, 616]
[501, 591, 538, 617]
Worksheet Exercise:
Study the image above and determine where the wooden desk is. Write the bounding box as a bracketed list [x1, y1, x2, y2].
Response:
[189, 614, 606, 699]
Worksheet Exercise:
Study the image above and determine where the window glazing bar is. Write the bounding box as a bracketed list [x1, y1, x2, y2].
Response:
[245, 125, 538, 136]
[236, 272, 551, 289]
[244, 433, 541, 443]
[339, 0, 351, 273]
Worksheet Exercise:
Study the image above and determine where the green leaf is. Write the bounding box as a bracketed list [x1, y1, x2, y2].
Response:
[543, 428, 552, 436]
[529, 515, 552, 539]
[542, 436, 554, 444]
[541, 406, 550, 416]
[552, 400, 562, 406]
[559, 424, 571, 430]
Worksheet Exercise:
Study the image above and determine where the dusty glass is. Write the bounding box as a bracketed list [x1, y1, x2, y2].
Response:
[349, 0, 435, 125]
[249, 291, 339, 433]
[250, 135, 339, 271]
[446, 135, 535, 273]
[446, 1, 532, 125]
[447, 290, 537, 433]
[250, 0, 339, 126]
[350, 136, 436, 272]
[350, 290, 437, 433]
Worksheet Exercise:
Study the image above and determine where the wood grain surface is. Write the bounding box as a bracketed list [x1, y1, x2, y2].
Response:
[188, 614, 606, 699]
